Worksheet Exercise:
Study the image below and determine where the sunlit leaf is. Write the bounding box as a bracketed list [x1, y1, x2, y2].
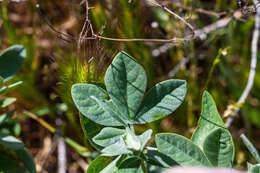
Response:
[191, 91, 227, 149]
[155, 133, 211, 167]
[71, 84, 123, 126]
[105, 51, 147, 121]
[135, 80, 186, 124]
[203, 128, 234, 167]
[93, 127, 125, 147]
[86, 156, 114, 173]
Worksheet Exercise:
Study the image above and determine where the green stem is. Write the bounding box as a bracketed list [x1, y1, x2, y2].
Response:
[204, 53, 221, 90]
[141, 160, 147, 173]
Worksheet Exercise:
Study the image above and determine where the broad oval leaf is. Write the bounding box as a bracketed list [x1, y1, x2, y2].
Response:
[0, 135, 24, 150]
[191, 91, 227, 149]
[87, 156, 114, 173]
[134, 80, 186, 124]
[93, 127, 125, 147]
[71, 84, 123, 126]
[155, 133, 211, 167]
[203, 128, 234, 168]
[0, 45, 26, 81]
[105, 51, 147, 121]
[248, 163, 260, 173]
[16, 148, 36, 173]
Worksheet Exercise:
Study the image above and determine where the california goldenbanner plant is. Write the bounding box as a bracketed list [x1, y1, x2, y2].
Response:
[72, 52, 235, 172]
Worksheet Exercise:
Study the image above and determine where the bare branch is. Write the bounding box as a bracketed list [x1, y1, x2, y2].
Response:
[147, 0, 194, 33]
[152, 6, 254, 57]
[225, 1, 260, 127]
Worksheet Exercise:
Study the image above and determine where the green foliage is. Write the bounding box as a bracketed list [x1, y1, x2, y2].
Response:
[86, 156, 114, 173]
[203, 128, 234, 167]
[156, 91, 234, 168]
[0, 45, 36, 173]
[191, 91, 229, 149]
[248, 163, 260, 173]
[72, 52, 237, 172]
[155, 133, 211, 167]
[0, 45, 25, 81]
[72, 52, 187, 127]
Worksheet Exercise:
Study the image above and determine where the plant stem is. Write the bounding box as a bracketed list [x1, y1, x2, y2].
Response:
[141, 160, 147, 173]
[204, 52, 222, 90]
[240, 134, 260, 163]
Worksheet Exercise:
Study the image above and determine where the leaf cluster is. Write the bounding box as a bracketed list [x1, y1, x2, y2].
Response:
[0, 45, 36, 173]
[72, 52, 236, 173]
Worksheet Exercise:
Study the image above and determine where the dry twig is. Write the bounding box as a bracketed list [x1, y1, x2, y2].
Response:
[225, 0, 260, 128]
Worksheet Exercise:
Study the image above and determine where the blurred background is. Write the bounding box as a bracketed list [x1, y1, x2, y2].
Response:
[0, 0, 260, 172]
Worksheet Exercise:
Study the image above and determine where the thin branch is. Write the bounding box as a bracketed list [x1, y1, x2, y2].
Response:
[162, 1, 227, 18]
[147, 0, 194, 33]
[36, 0, 193, 44]
[225, 1, 260, 128]
[152, 6, 254, 57]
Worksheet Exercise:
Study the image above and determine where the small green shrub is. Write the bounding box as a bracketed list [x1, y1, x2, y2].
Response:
[0, 45, 36, 173]
[72, 52, 235, 172]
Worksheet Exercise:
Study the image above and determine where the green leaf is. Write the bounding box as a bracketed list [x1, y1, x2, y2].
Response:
[0, 98, 16, 108]
[241, 134, 260, 163]
[71, 84, 123, 126]
[0, 135, 24, 150]
[93, 127, 125, 147]
[105, 51, 147, 121]
[100, 156, 122, 173]
[101, 137, 132, 156]
[90, 96, 127, 126]
[191, 91, 227, 149]
[0, 110, 15, 125]
[138, 129, 153, 151]
[203, 128, 234, 167]
[0, 81, 23, 96]
[86, 156, 114, 173]
[146, 148, 178, 168]
[0, 45, 26, 81]
[135, 80, 186, 124]
[155, 133, 211, 167]
[125, 127, 141, 151]
[115, 156, 143, 173]
[16, 148, 36, 173]
[0, 152, 27, 173]
[79, 113, 103, 150]
[248, 163, 260, 173]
